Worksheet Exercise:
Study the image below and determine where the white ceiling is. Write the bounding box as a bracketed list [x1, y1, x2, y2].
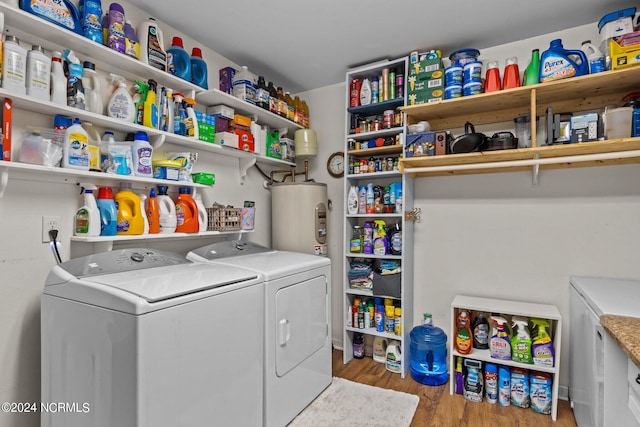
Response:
[128, 0, 636, 93]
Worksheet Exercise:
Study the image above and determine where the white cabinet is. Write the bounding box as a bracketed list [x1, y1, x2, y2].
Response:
[342, 57, 415, 378]
[628, 358, 640, 427]
[450, 295, 562, 421]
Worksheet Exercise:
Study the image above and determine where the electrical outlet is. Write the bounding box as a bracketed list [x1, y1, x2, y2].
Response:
[42, 216, 62, 243]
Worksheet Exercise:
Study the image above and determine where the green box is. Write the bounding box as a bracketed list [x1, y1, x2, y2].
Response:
[407, 69, 444, 92]
[192, 172, 215, 185]
[408, 57, 442, 76]
[407, 86, 445, 105]
[198, 122, 215, 143]
[266, 131, 282, 159]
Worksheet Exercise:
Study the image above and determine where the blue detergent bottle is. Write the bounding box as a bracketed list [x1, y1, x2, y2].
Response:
[539, 39, 588, 83]
[166, 37, 192, 81]
[96, 186, 117, 236]
[190, 47, 208, 89]
[20, 0, 83, 35]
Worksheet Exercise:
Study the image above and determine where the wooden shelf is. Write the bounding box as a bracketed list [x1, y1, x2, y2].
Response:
[399, 138, 640, 177]
[401, 66, 640, 130]
[347, 144, 403, 157]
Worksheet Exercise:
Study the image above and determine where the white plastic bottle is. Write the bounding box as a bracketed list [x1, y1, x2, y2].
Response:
[131, 131, 153, 178]
[138, 18, 167, 72]
[74, 183, 100, 236]
[63, 118, 89, 170]
[156, 185, 177, 233]
[99, 131, 115, 171]
[82, 61, 104, 114]
[26, 45, 51, 101]
[194, 192, 208, 232]
[581, 40, 605, 74]
[359, 78, 372, 105]
[82, 121, 101, 171]
[347, 185, 358, 215]
[184, 98, 199, 139]
[107, 74, 135, 121]
[232, 65, 256, 104]
[3, 35, 27, 95]
[50, 51, 67, 105]
[138, 192, 149, 234]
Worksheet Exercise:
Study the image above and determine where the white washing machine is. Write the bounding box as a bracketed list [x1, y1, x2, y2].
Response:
[188, 240, 332, 427]
[41, 248, 265, 427]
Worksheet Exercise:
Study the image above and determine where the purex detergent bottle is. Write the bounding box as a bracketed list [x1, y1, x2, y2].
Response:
[539, 39, 588, 83]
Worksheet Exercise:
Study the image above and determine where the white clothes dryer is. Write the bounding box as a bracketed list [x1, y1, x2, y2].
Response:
[41, 248, 264, 427]
[188, 240, 332, 427]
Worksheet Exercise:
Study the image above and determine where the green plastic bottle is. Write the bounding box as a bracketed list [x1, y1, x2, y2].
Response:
[523, 49, 540, 86]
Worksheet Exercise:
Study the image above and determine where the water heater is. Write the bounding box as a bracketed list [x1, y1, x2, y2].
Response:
[271, 182, 327, 255]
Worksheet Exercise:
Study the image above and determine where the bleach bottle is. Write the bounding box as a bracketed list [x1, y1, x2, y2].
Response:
[539, 39, 588, 83]
[156, 185, 177, 233]
[74, 184, 100, 236]
[166, 36, 191, 81]
[96, 186, 117, 236]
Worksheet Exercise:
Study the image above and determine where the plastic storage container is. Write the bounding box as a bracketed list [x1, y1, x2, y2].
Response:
[410, 314, 449, 385]
[449, 48, 480, 66]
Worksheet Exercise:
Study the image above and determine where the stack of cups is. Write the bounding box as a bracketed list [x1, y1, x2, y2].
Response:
[444, 65, 463, 99]
[462, 61, 483, 97]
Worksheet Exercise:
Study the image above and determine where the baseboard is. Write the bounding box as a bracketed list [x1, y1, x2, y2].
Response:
[558, 385, 568, 401]
[332, 339, 343, 351]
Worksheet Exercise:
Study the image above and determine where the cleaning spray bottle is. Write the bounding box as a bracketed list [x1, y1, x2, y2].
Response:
[143, 79, 159, 129]
[63, 49, 86, 110]
[183, 97, 199, 139]
[96, 186, 117, 236]
[173, 92, 187, 135]
[531, 318, 555, 367]
[107, 74, 135, 121]
[539, 39, 588, 83]
[132, 80, 149, 125]
[490, 315, 511, 360]
[161, 87, 174, 133]
[511, 316, 532, 364]
[373, 220, 388, 255]
[74, 183, 100, 236]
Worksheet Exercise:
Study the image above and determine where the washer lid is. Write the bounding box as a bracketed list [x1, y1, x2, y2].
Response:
[189, 240, 273, 260]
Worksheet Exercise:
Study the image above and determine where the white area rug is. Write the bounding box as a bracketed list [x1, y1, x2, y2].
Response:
[288, 377, 419, 427]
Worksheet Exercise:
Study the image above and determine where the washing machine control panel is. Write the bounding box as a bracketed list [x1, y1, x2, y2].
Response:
[60, 248, 191, 278]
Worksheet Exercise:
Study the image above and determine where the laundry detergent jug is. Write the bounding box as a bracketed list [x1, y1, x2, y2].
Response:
[115, 183, 144, 235]
[539, 39, 588, 83]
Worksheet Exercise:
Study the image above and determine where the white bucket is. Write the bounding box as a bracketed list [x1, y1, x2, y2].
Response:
[603, 106, 633, 140]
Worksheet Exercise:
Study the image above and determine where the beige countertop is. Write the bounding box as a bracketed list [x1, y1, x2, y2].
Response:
[601, 314, 640, 368]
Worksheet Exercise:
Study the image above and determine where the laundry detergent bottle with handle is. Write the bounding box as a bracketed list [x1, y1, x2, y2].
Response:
[156, 185, 177, 233]
[175, 187, 199, 233]
[138, 18, 166, 71]
[115, 182, 144, 235]
[539, 39, 588, 83]
[166, 36, 191, 81]
[96, 186, 117, 236]
[190, 47, 208, 89]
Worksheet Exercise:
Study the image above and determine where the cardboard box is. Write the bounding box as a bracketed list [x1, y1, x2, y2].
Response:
[206, 104, 234, 119]
[405, 131, 436, 157]
[198, 122, 215, 143]
[219, 67, 236, 94]
[234, 129, 255, 152]
[407, 86, 445, 105]
[266, 131, 282, 159]
[280, 137, 296, 162]
[407, 69, 444, 92]
[212, 114, 230, 133]
[214, 131, 239, 149]
[2, 98, 12, 161]
[233, 113, 251, 128]
[408, 57, 442, 76]
[571, 113, 599, 143]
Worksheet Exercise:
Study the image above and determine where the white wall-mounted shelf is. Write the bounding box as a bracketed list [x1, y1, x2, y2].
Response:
[195, 89, 303, 132]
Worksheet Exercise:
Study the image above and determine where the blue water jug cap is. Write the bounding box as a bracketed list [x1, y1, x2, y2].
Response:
[157, 185, 168, 195]
[179, 187, 192, 194]
[73, 117, 81, 125]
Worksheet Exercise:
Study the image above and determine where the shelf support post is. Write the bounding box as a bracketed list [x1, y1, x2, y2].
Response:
[530, 88, 537, 147]
[532, 153, 540, 186]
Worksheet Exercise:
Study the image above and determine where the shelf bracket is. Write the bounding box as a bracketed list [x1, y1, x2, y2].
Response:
[0, 165, 8, 199]
[239, 157, 257, 183]
[149, 133, 166, 150]
[532, 154, 540, 186]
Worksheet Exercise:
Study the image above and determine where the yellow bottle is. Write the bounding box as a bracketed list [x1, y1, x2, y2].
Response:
[293, 95, 302, 125]
[143, 79, 158, 129]
[115, 183, 145, 235]
[301, 99, 310, 128]
[284, 91, 295, 121]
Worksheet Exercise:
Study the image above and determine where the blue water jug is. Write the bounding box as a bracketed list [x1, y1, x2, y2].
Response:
[190, 47, 208, 89]
[167, 37, 191, 81]
[539, 39, 588, 83]
[410, 314, 448, 385]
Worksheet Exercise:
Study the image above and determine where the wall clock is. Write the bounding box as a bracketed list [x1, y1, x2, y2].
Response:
[327, 151, 345, 178]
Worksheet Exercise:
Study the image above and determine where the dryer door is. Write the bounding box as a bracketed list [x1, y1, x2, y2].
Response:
[275, 274, 328, 377]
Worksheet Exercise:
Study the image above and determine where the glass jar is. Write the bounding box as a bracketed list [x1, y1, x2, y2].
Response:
[383, 110, 394, 129]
